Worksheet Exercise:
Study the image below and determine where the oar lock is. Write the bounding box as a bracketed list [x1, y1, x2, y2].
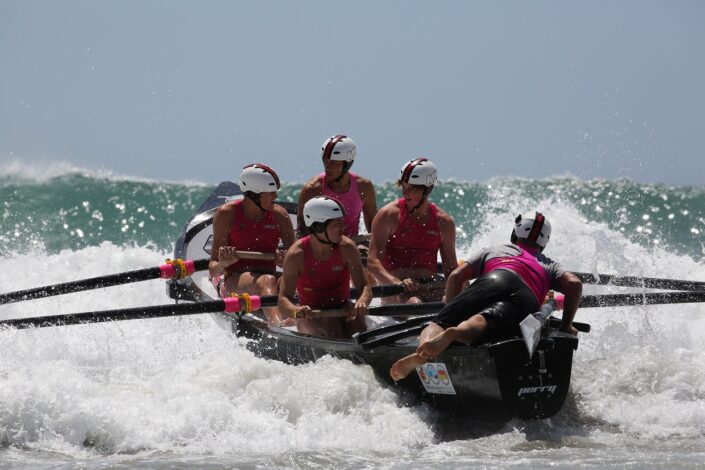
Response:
[223, 293, 261, 315]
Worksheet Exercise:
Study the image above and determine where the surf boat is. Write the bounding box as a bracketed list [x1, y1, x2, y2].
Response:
[167, 182, 587, 420]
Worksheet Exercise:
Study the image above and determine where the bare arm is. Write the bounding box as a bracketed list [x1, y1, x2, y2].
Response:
[274, 205, 296, 250]
[208, 205, 238, 278]
[274, 205, 296, 267]
[557, 271, 583, 335]
[367, 205, 400, 285]
[445, 262, 476, 302]
[296, 178, 322, 238]
[342, 238, 373, 314]
[277, 245, 310, 319]
[437, 209, 458, 279]
[357, 177, 378, 233]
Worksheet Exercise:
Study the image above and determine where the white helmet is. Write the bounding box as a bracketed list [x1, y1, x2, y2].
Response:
[321, 135, 356, 164]
[513, 212, 551, 248]
[303, 196, 345, 227]
[399, 157, 438, 187]
[239, 163, 281, 194]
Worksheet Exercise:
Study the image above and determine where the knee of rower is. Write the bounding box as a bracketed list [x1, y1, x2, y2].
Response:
[257, 274, 278, 289]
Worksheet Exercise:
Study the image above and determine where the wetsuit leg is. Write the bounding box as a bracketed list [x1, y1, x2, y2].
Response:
[434, 269, 537, 332]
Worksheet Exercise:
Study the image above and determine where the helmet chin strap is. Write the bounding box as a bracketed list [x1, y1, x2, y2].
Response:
[331, 163, 350, 184]
[333, 172, 346, 184]
[409, 187, 430, 214]
[312, 222, 339, 248]
[313, 232, 339, 249]
[246, 193, 266, 213]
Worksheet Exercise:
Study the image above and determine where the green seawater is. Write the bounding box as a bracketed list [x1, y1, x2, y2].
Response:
[1, 172, 703, 260]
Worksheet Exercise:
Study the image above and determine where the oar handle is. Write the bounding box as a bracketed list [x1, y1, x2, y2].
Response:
[233, 251, 276, 260]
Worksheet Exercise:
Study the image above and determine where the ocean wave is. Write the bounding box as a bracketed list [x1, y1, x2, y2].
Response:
[0, 157, 210, 186]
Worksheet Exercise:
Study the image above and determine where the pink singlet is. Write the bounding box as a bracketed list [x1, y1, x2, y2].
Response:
[483, 247, 551, 305]
[382, 198, 441, 273]
[225, 199, 280, 274]
[296, 236, 350, 308]
[320, 171, 364, 236]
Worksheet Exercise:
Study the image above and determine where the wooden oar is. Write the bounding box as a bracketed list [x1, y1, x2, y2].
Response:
[0, 252, 275, 305]
[353, 291, 705, 349]
[575, 272, 705, 292]
[0, 283, 405, 330]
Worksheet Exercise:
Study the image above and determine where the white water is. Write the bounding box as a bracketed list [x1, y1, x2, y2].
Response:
[2, 204, 705, 468]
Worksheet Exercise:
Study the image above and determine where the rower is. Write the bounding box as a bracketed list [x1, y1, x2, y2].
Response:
[389, 212, 583, 381]
[296, 135, 377, 240]
[209, 163, 295, 325]
[367, 157, 457, 303]
[279, 196, 373, 338]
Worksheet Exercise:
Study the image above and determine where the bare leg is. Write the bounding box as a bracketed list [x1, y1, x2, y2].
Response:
[296, 317, 346, 338]
[221, 273, 242, 298]
[343, 313, 368, 337]
[390, 315, 489, 381]
[255, 274, 288, 325]
[227, 272, 287, 325]
[389, 322, 444, 381]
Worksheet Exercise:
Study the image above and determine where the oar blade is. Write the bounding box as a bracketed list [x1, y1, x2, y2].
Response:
[519, 314, 542, 358]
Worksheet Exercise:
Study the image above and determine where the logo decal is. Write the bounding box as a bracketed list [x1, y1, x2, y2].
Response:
[218, 194, 243, 203]
[426, 364, 440, 385]
[417, 366, 429, 383]
[517, 385, 557, 396]
[437, 365, 450, 385]
[415, 362, 456, 395]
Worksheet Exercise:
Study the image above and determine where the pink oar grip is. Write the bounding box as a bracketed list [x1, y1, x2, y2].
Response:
[159, 264, 176, 279]
[223, 297, 241, 313]
[554, 292, 565, 310]
[250, 296, 261, 310]
[184, 260, 195, 275]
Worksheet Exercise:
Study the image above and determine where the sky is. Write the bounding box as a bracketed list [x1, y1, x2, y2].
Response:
[1, 0, 704, 185]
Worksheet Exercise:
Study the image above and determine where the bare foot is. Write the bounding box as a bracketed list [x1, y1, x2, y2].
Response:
[417, 327, 458, 358]
[390, 353, 428, 381]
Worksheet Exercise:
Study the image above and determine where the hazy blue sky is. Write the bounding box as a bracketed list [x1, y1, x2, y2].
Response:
[1, 1, 703, 185]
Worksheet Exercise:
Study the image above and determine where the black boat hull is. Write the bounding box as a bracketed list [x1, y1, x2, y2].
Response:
[212, 310, 577, 420]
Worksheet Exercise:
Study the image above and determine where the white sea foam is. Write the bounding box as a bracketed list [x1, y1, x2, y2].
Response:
[0, 157, 209, 186]
[1, 198, 705, 462]
[464, 192, 705, 439]
[0, 244, 433, 458]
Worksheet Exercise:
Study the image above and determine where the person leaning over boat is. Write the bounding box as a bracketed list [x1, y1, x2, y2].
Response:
[367, 158, 457, 303]
[296, 135, 377, 240]
[389, 212, 583, 381]
[279, 196, 373, 338]
[209, 163, 295, 325]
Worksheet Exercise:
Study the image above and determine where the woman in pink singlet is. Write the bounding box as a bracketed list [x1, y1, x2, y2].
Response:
[297, 135, 377, 239]
[367, 158, 458, 304]
[279, 197, 373, 338]
[209, 164, 295, 325]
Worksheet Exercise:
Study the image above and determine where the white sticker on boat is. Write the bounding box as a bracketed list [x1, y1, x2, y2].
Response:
[416, 362, 456, 395]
